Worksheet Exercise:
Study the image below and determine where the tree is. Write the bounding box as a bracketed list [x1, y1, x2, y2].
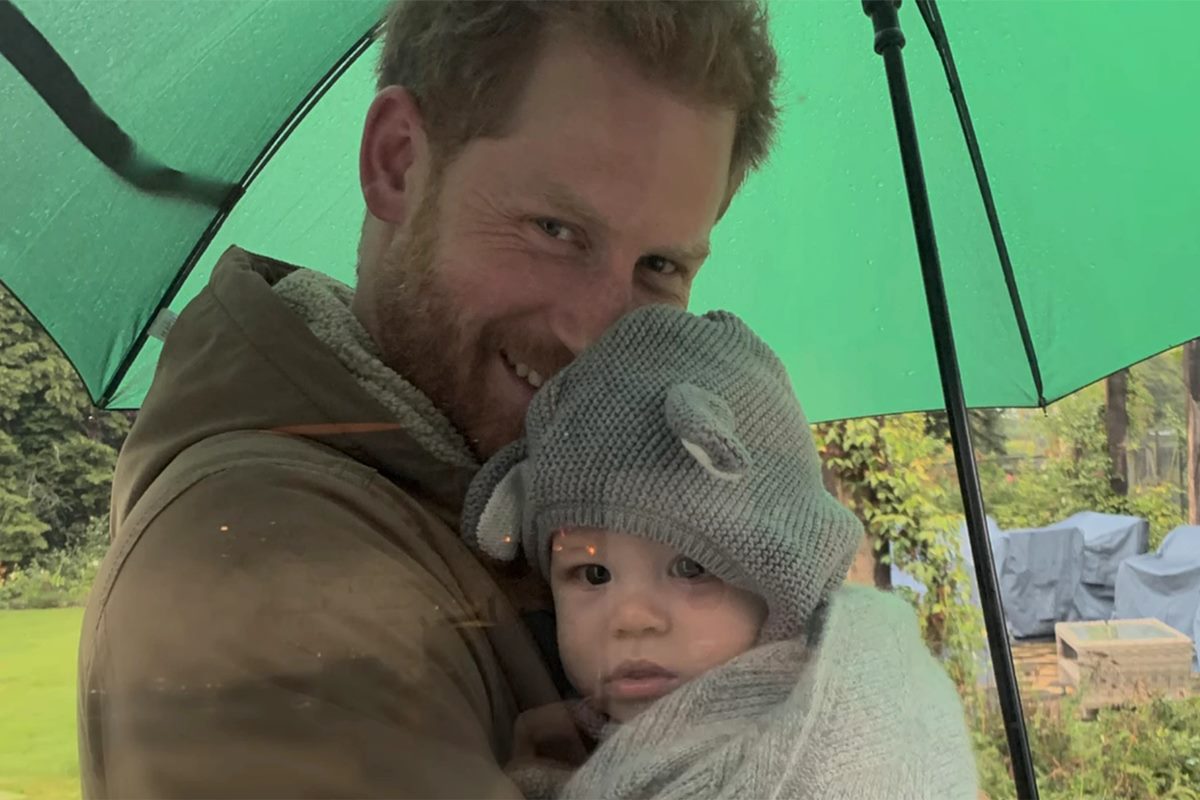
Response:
[818, 418, 893, 589]
[985, 375, 1185, 550]
[925, 408, 1007, 457]
[0, 286, 129, 573]
[816, 416, 982, 688]
[1186, 339, 1200, 525]
[0, 430, 49, 575]
[1105, 369, 1130, 496]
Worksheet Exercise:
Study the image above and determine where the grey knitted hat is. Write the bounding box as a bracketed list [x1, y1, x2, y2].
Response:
[461, 305, 863, 640]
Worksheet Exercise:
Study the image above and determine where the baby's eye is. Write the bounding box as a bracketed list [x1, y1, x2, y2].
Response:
[582, 564, 612, 586]
[669, 557, 708, 580]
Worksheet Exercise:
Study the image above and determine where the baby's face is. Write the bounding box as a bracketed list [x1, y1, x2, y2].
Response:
[549, 528, 766, 722]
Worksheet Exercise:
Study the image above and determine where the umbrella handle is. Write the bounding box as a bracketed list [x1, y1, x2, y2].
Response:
[861, 2, 1040, 799]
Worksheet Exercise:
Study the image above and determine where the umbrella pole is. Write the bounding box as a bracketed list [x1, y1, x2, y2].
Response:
[861, 2, 1039, 798]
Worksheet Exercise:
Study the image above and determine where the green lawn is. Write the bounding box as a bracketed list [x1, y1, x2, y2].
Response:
[0, 608, 83, 800]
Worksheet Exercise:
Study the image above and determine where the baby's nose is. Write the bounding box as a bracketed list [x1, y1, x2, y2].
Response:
[609, 591, 671, 637]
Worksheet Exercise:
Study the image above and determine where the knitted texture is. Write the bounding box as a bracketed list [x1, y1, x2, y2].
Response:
[523, 586, 979, 800]
[462, 305, 863, 639]
[273, 269, 477, 468]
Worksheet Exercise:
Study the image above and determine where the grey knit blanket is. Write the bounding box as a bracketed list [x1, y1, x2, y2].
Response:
[514, 586, 979, 800]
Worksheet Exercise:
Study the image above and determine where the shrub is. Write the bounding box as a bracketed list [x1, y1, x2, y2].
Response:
[0, 517, 108, 609]
[971, 689, 1200, 800]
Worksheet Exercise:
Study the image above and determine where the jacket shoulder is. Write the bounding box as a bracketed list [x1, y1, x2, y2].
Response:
[99, 429, 445, 597]
[77, 430, 527, 799]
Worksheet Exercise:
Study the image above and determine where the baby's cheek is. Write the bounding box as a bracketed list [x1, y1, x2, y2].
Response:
[556, 614, 600, 695]
[680, 580, 735, 611]
[683, 595, 763, 666]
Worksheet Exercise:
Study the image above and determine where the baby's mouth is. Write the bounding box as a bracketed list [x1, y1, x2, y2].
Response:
[603, 660, 680, 702]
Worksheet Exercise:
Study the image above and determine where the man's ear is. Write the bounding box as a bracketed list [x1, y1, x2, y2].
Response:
[359, 85, 431, 227]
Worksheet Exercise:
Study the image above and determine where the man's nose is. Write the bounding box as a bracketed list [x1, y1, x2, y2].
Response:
[609, 589, 670, 639]
[548, 263, 636, 356]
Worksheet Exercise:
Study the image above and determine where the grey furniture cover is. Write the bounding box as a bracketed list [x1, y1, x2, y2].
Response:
[1114, 525, 1200, 668]
[1194, 602, 1200, 667]
[995, 524, 1085, 638]
[1056, 511, 1150, 621]
[890, 517, 1081, 637]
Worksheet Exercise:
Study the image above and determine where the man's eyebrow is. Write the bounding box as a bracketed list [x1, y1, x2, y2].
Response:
[658, 239, 711, 264]
[533, 181, 610, 234]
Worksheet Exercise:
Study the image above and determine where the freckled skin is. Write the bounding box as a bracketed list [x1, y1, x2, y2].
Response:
[354, 32, 736, 458]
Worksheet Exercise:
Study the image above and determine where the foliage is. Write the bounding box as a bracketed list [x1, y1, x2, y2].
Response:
[816, 415, 986, 689]
[926, 408, 1008, 456]
[1128, 348, 1187, 448]
[972, 692, 1200, 800]
[0, 517, 108, 610]
[0, 429, 50, 565]
[982, 380, 1185, 548]
[0, 287, 129, 572]
[1126, 483, 1187, 551]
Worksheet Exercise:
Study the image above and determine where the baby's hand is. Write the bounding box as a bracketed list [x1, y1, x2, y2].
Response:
[509, 701, 590, 769]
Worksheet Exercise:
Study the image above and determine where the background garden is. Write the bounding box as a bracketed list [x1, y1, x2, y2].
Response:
[2, 284, 1198, 799]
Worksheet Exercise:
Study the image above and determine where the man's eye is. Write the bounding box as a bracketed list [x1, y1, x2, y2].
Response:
[640, 255, 680, 276]
[669, 557, 708, 580]
[535, 218, 576, 243]
[581, 564, 611, 586]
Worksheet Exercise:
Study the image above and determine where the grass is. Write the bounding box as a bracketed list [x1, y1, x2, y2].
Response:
[0, 608, 83, 800]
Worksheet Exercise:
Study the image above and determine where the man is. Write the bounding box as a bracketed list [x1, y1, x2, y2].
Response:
[79, 2, 780, 797]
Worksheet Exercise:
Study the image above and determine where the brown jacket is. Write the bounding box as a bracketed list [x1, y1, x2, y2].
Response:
[79, 248, 567, 798]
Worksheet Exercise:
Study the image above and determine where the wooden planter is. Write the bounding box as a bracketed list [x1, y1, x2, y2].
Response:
[1055, 618, 1195, 713]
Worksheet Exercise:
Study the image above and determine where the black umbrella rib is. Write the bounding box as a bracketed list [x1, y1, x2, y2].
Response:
[96, 22, 383, 409]
[0, 0, 241, 208]
[915, 0, 1048, 409]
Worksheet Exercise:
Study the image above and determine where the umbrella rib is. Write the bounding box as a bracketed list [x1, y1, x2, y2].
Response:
[96, 21, 384, 409]
[915, 0, 1048, 409]
[0, 0, 242, 208]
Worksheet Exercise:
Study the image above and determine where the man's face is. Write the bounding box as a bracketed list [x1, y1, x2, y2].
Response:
[550, 528, 766, 722]
[358, 33, 736, 458]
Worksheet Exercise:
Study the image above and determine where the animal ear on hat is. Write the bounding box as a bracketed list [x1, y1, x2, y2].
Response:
[466, 440, 528, 561]
[664, 383, 750, 481]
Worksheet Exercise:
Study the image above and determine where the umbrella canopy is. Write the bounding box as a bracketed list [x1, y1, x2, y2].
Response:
[2, 0, 1198, 413]
[6, 3, 1197, 798]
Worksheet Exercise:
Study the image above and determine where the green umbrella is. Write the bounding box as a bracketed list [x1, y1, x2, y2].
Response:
[3, 1, 1199, 797]
[3, 0, 1196, 414]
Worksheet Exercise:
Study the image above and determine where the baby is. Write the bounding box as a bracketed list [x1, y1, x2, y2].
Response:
[463, 305, 978, 799]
